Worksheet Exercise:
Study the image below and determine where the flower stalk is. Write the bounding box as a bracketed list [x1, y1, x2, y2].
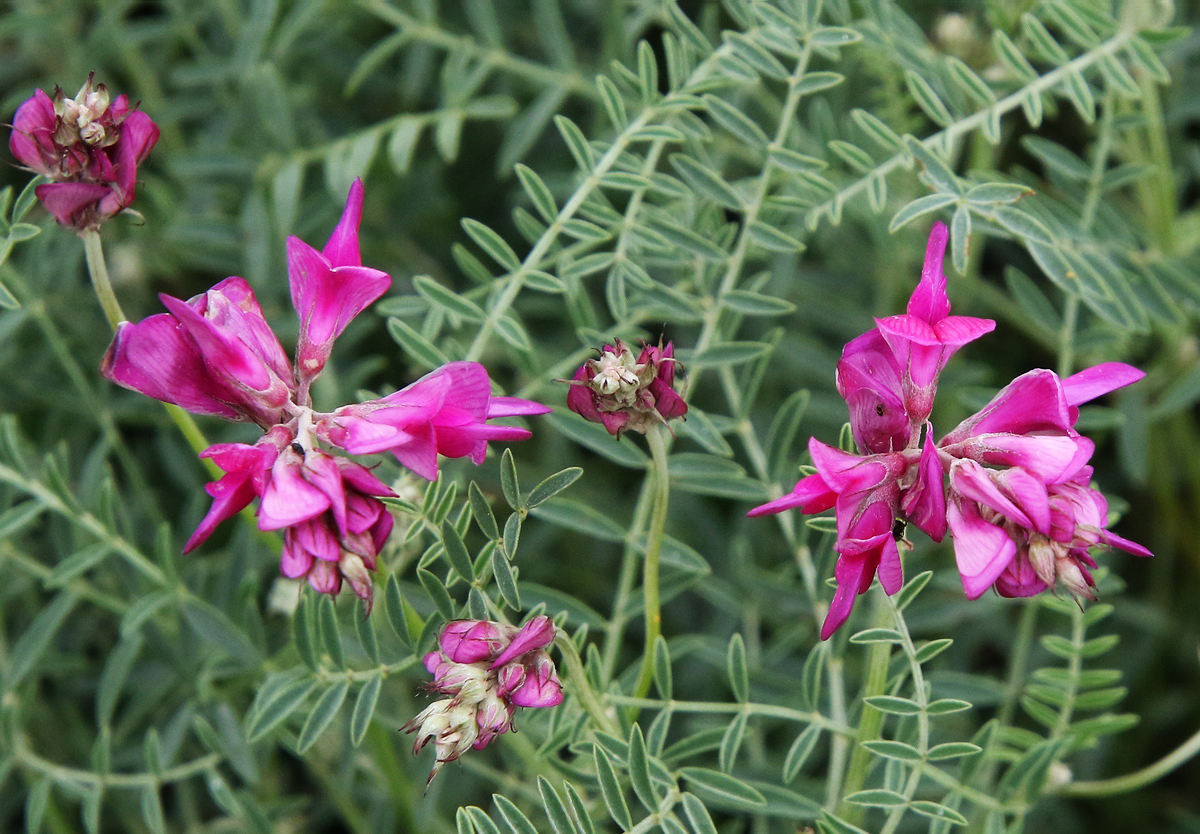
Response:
[836, 597, 894, 823]
[81, 227, 217, 474]
[81, 229, 123, 329]
[631, 423, 672, 703]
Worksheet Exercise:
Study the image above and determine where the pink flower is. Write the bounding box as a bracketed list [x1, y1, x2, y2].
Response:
[836, 329, 910, 454]
[270, 452, 396, 606]
[101, 181, 549, 607]
[288, 179, 391, 394]
[872, 222, 994, 426]
[752, 439, 910, 639]
[319, 361, 550, 480]
[102, 277, 293, 428]
[9, 74, 159, 231]
[748, 221, 1148, 633]
[407, 616, 563, 783]
[948, 462, 1151, 600]
[438, 620, 509, 664]
[401, 698, 480, 786]
[183, 427, 288, 553]
[943, 363, 1151, 599]
[566, 339, 687, 436]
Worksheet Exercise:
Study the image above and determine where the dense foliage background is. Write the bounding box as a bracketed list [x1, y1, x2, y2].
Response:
[1, 1, 1198, 832]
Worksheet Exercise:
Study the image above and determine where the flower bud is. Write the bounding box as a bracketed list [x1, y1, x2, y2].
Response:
[439, 619, 510, 664]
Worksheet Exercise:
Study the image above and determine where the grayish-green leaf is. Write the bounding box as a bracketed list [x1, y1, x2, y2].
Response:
[297, 679, 349, 753]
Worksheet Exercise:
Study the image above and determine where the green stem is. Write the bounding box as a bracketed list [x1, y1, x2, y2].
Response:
[806, 28, 1137, 228]
[15, 739, 220, 790]
[1131, 75, 1177, 254]
[80, 229, 218, 475]
[80, 229, 125, 329]
[631, 425, 671, 704]
[837, 597, 893, 823]
[1052, 723, 1200, 797]
[966, 601, 1040, 830]
[555, 633, 620, 736]
[600, 473, 654, 683]
[1058, 295, 1079, 379]
[877, 592, 931, 834]
[605, 695, 851, 736]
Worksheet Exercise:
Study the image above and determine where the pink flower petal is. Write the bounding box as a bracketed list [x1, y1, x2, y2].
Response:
[490, 615, 555, 668]
[902, 430, 947, 541]
[159, 292, 275, 397]
[969, 434, 1092, 484]
[387, 420, 441, 481]
[288, 236, 392, 380]
[876, 534, 903, 595]
[746, 471, 837, 517]
[35, 182, 111, 228]
[906, 221, 950, 323]
[930, 315, 996, 346]
[649, 378, 688, 419]
[1100, 530, 1153, 558]
[9, 89, 57, 173]
[322, 178, 364, 267]
[940, 370, 1073, 443]
[259, 454, 332, 530]
[993, 553, 1047, 598]
[307, 559, 342, 594]
[950, 459, 1042, 531]
[508, 655, 564, 708]
[820, 553, 872, 640]
[1061, 362, 1145, 406]
[101, 314, 242, 421]
[184, 466, 258, 553]
[280, 537, 314, 578]
[440, 620, 507, 664]
[488, 396, 552, 418]
[946, 497, 1016, 599]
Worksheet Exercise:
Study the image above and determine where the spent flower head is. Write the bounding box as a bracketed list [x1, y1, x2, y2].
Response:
[566, 338, 687, 436]
[9, 73, 159, 231]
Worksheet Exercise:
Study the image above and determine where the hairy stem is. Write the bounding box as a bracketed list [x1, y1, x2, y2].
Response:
[556, 632, 620, 736]
[837, 596, 893, 823]
[80, 230, 217, 474]
[631, 425, 671, 704]
[1052, 723, 1200, 797]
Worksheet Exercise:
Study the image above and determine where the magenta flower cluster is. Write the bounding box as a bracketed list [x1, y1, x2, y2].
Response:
[750, 222, 1151, 640]
[9, 74, 159, 231]
[100, 181, 549, 606]
[404, 616, 563, 784]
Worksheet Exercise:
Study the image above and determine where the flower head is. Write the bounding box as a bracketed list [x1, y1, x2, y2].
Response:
[101, 181, 548, 605]
[566, 339, 687, 435]
[407, 616, 562, 784]
[944, 364, 1151, 600]
[9, 73, 159, 231]
[749, 223, 1148, 637]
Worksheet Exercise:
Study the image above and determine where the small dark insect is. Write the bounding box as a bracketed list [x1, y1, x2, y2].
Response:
[875, 404, 885, 416]
[892, 518, 907, 541]
[290, 442, 305, 457]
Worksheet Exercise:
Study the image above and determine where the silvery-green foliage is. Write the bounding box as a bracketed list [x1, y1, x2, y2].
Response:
[0, 1, 1194, 832]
